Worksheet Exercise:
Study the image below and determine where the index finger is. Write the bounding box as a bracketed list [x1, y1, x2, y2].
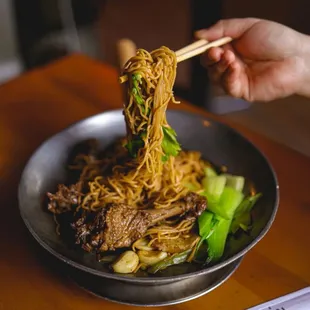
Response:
[195, 18, 260, 41]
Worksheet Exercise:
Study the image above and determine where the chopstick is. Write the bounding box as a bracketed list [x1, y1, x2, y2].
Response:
[117, 38, 137, 104]
[117, 38, 137, 69]
[176, 37, 232, 62]
[119, 36, 232, 84]
[175, 39, 209, 57]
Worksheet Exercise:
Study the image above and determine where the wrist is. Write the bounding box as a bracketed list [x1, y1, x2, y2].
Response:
[297, 34, 310, 97]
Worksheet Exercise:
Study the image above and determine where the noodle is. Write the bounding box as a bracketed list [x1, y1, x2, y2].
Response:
[77, 46, 205, 211]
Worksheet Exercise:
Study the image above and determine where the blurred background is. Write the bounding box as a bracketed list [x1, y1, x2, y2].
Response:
[1, 0, 310, 156]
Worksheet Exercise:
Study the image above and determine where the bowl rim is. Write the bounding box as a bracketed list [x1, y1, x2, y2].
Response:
[18, 108, 280, 284]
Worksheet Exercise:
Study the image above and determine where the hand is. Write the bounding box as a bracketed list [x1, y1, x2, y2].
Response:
[195, 18, 310, 102]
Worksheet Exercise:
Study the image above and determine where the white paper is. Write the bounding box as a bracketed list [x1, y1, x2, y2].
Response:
[247, 287, 310, 310]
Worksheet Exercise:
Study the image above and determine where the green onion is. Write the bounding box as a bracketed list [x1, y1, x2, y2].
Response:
[131, 74, 146, 113]
[147, 249, 191, 274]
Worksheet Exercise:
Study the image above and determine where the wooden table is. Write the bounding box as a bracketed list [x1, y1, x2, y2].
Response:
[1, 54, 310, 310]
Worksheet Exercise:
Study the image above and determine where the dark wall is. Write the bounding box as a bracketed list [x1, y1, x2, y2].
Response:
[223, 0, 310, 34]
[13, 0, 100, 68]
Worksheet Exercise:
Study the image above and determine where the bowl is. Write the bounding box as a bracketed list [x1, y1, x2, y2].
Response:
[18, 109, 279, 288]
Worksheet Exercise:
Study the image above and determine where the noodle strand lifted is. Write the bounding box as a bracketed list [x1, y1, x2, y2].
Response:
[78, 46, 200, 211]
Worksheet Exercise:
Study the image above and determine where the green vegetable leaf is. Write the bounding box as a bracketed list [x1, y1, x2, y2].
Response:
[161, 126, 181, 161]
[206, 215, 232, 263]
[234, 193, 262, 218]
[125, 134, 145, 158]
[161, 154, 169, 162]
[131, 74, 146, 113]
[202, 175, 227, 201]
[230, 193, 262, 234]
[204, 166, 218, 177]
[194, 211, 219, 262]
[223, 174, 245, 192]
[131, 88, 144, 105]
[198, 210, 214, 237]
[202, 186, 244, 220]
[230, 212, 252, 234]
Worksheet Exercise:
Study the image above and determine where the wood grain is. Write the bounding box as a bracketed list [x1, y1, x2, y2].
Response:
[0, 54, 309, 310]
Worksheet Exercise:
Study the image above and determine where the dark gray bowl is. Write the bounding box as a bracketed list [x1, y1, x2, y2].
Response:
[18, 109, 279, 285]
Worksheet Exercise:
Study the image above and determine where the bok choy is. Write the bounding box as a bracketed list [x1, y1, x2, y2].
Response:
[194, 165, 262, 263]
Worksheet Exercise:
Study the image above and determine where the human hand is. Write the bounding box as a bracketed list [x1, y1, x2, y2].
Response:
[195, 18, 310, 102]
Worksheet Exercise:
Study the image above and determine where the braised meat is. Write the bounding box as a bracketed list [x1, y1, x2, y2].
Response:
[99, 204, 153, 251]
[71, 192, 207, 252]
[173, 192, 207, 219]
[47, 182, 83, 214]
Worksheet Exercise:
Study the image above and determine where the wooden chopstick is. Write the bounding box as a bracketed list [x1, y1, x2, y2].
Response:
[117, 38, 137, 100]
[176, 37, 232, 62]
[119, 36, 232, 83]
[117, 38, 137, 69]
[175, 39, 208, 57]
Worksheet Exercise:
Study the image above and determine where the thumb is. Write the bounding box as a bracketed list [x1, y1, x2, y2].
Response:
[195, 18, 260, 41]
